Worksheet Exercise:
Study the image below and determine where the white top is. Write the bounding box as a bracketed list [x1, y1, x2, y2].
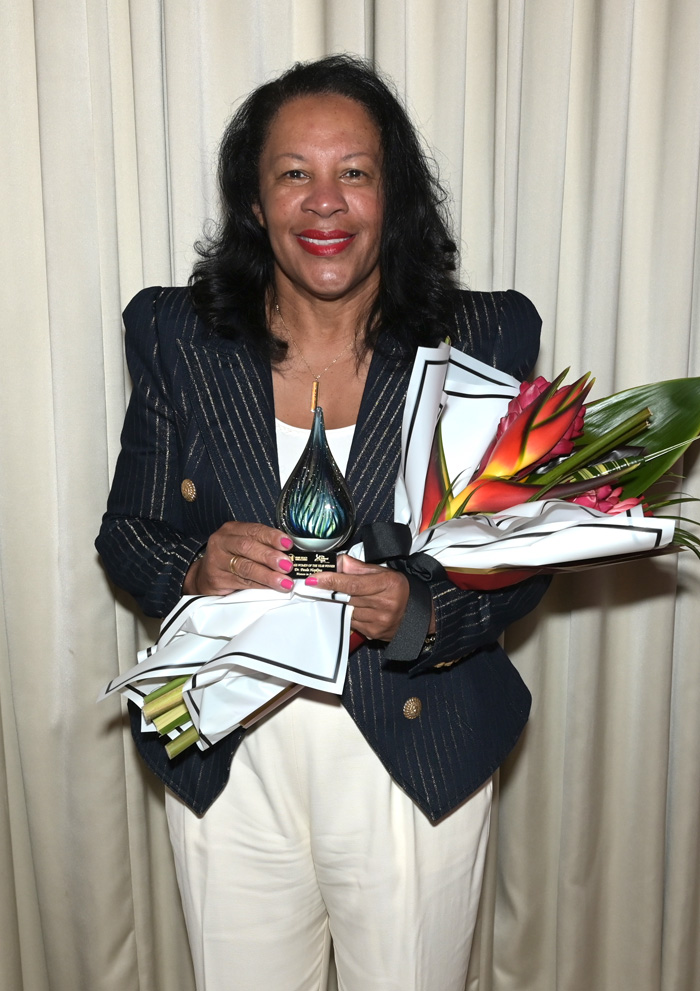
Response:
[275, 418, 355, 486]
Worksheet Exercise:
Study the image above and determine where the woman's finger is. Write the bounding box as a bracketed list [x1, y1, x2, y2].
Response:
[308, 564, 411, 640]
[335, 554, 384, 575]
[184, 521, 295, 595]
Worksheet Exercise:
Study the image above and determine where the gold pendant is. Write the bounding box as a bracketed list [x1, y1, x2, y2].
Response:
[310, 380, 319, 411]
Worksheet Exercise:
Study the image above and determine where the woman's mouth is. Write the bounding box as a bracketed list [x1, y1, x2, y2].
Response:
[296, 230, 355, 256]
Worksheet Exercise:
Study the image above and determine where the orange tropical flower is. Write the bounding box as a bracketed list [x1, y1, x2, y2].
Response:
[420, 428, 451, 531]
[441, 477, 543, 518]
[423, 371, 593, 524]
[477, 371, 592, 480]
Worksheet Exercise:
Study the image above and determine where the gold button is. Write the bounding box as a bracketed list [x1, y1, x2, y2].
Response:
[403, 697, 422, 719]
[181, 479, 197, 502]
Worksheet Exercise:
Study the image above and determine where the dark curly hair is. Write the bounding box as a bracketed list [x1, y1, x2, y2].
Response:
[189, 53, 458, 361]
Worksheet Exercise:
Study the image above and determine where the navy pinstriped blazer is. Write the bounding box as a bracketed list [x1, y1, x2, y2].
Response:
[96, 286, 550, 820]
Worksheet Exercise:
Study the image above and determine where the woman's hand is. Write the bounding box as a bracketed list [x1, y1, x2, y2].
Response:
[306, 554, 417, 642]
[183, 522, 295, 596]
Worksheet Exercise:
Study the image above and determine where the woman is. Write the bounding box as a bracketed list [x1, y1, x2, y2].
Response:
[97, 55, 549, 991]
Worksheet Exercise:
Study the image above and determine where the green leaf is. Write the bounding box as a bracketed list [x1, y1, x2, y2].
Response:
[581, 378, 700, 497]
[546, 454, 641, 485]
[527, 408, 651, 497]
[672, 529, 700, 559]
[645, 495, 698, 511]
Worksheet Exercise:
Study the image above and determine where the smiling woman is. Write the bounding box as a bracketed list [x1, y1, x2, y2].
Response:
[253, 93, 383, 430]
[253, 94, 383, 305]
[96, 54, 550, 991]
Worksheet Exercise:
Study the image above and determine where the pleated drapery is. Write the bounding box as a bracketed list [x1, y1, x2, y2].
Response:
[1, 2, 699, 990]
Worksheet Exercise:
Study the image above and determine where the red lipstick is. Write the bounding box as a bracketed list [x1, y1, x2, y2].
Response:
[296, 229, 355, 256]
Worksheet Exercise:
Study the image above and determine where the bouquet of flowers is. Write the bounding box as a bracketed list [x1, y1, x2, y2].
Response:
[355, 341, 700, 593]
[99, 342, 700, 758]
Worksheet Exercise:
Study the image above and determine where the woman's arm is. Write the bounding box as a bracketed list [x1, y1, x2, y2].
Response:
[96, 288, 207, 616]
[409, 288, 551, 669]
[97, 288, 298, 616]
[409, 572, 550, 672]
[411, 288, 550, 668]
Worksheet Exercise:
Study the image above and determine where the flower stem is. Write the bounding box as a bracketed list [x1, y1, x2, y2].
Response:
[143, 676, 189, 704]
[153, 702, 190, 735]
[143, 682, 187, 722]
[165, 725, 200, 760]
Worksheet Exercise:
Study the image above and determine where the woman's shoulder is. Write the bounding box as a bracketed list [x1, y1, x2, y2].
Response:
[449, 288, 542, 381]
[452, 288, 541, 329]
[122, 285, 216, 348]
[123, 285, 196, 327]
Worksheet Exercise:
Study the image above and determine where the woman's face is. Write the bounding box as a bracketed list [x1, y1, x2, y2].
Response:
[253, 94, 383, 305]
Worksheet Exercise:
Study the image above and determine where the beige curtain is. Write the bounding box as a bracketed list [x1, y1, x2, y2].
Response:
[2, 2, 699, 989]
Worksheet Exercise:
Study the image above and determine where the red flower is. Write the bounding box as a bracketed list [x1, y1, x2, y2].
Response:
[572, 485, 642, 515]
[476, 377, 586, 468]
[547, 405, 586, 458]
[441, 477, 542, 518]
[474, 372, 592, 481]
[474, 378, 550, 476]
[420, 428, 451, 531]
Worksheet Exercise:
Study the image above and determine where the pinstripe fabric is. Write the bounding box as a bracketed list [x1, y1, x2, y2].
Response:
[96, 286, 550, 820]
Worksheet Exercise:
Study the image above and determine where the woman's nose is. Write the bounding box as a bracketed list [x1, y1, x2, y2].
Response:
[302, 178, 348, 216]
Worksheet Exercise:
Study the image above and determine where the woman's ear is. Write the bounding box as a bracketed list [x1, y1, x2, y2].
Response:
[252, 201, 265, 228]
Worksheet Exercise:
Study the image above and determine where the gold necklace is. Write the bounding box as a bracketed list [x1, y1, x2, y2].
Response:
[275, 300, 354, 411]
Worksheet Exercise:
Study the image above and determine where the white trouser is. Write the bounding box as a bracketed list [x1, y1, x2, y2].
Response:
[166, 689, 492, 991]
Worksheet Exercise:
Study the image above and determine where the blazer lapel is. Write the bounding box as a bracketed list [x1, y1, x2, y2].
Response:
[180, 330, 412, 532]
[346, 342, 412, 528]
[178, 336, 280, 526]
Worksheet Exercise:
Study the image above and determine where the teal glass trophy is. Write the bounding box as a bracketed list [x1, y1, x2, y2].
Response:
[276, 405, 356, 577]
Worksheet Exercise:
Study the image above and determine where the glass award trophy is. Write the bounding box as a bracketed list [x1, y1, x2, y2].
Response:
[276, 404, 356, 578]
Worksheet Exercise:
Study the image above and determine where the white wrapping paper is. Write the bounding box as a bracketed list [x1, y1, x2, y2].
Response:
[395, 342, 520, 532]
[99, 583, 352, 749]
[350, 342, 676, 572]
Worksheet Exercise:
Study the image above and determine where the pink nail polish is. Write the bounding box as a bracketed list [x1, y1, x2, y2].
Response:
[305, 575, 319, 586]
[280, 536, 294, 550]
[279, 558, 293, 573]
[280, 578, 294, 590]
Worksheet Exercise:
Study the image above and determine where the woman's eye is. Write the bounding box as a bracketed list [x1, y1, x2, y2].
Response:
[343, 169, 366, 179]
[282, 169, 308, 180]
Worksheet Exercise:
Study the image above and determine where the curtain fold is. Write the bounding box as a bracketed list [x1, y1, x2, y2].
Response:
[2, 2, 699, 989]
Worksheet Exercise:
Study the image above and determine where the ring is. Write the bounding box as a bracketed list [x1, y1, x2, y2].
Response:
[228, 555, 240, 576]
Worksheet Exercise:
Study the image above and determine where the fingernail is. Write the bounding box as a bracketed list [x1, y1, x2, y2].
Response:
[278, 558, 293, 573]
[280, 578, 294, 590]
[305, 575, 319, 586]
[280, 537, 294, 550]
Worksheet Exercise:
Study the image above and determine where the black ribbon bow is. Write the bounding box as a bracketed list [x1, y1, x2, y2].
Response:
[355, 522, 447, 662]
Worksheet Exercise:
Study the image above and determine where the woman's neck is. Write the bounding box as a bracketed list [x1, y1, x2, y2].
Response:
[270, 285, 374, 430]
[271, 275, 377, 351]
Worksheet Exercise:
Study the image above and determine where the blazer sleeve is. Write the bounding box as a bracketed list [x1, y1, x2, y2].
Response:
[95, 288, 206, 617]
[410, 289, 551, 674]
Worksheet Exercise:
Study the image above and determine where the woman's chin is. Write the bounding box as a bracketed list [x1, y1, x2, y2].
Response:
[279, 268, 380, 305]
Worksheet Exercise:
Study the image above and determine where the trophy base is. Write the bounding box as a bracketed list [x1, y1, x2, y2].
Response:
[289, 550, 338, 579]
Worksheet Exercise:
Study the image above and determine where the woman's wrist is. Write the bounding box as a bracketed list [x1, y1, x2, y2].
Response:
[182, 548, 206, 595]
